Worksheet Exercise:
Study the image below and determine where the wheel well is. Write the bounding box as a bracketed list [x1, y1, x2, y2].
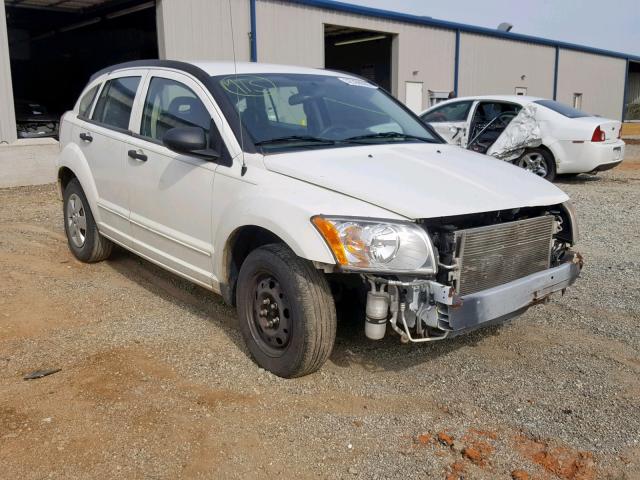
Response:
[58, 167, 77, 192]
[535, 144, 556, 165]
[223, 226, 284, 306]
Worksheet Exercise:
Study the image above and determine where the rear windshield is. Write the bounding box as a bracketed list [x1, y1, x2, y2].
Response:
[534, 100, 590, 118]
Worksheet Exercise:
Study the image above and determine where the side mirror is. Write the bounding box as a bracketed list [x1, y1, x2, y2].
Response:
[162, 127, 219, 160]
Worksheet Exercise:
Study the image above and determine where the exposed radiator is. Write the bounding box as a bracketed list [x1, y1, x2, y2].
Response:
[454, 216, 555, 296]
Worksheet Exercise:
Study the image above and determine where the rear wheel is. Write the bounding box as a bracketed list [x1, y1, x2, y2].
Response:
[63, 178, 113, 262]
[516, 148, 556, 181]
[236, 244, 336, 378]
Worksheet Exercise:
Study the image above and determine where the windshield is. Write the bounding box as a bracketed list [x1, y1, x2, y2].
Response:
[213, 73, 440, 151]
[534, 99, 590, 118]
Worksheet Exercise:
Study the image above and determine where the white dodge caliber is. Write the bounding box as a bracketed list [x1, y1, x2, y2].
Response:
[57, 60, 582, 377]
[420, 95, 625, 181]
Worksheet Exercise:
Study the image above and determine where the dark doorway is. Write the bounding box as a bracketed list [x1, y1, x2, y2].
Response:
[6, 0, 157, 137]
[324, 24, 393, 93]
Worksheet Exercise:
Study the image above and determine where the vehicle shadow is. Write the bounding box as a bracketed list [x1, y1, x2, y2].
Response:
[329, 304, 505, 373]
[104, 246, 505, 375]
[554, 174, 602, 185]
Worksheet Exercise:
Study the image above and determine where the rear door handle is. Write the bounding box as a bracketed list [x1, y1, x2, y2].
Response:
[79, 132, 93, 142]
[128, 149, 147, 162]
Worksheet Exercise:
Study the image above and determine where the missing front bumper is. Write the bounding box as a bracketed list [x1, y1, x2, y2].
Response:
[445, 254, 581, 333]
[367, 252, 582, 343]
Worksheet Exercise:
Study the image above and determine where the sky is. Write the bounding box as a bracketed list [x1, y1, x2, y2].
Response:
[341, 0, 640, 57]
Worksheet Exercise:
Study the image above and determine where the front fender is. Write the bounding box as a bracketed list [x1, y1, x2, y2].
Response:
[211, 168, 406, 282]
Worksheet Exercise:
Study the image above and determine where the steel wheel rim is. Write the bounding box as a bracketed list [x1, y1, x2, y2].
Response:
[66, 193, 87, 248]
[249, 273, 292, 357]
[518, 152, 548, 177]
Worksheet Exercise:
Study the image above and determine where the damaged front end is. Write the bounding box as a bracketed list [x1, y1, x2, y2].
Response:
[360, 203, 583, 343]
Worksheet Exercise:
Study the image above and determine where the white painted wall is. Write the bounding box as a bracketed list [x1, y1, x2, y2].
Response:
[556, 49, 626, 120]
[458, 33, 555, 98]
[0, 0, 16, 144]
[157, 0, 251, 62]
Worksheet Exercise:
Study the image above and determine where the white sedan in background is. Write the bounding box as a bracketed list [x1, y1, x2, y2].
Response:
[420, 95, 625, 181]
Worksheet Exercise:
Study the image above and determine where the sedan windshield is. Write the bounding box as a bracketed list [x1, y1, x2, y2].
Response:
[213, 73, 440, 151]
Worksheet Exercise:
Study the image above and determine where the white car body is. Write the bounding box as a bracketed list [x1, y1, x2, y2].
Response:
[420, 95, 625, 175]
[56, 61, 582, 376]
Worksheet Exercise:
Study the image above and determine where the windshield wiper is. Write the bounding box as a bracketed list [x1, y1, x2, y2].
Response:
[254, 135, 336, 147]
[342, 132, 435, 143]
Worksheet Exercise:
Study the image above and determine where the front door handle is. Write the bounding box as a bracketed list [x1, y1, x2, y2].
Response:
[128, 149, 148, 162]
[79, 132, 93, 142]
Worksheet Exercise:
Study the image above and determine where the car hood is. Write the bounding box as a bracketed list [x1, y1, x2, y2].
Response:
[263, 143, 569, 219]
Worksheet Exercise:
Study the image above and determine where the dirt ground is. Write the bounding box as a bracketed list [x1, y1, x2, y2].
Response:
[1, 155, 639, 479]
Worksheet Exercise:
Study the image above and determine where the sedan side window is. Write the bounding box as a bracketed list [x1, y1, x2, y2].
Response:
[140, 77, 211, 142]
[92, 76, 141, 130]
[421, 101, 472, 123]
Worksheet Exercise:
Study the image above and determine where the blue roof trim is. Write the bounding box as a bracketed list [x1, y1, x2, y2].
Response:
[283, 0, 640, 63]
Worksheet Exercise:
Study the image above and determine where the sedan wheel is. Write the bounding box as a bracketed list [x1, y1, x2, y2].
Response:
[516, 148, 556, 181]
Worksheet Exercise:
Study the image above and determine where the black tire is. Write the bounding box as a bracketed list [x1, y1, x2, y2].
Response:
[517, 148, 556, 181]
[63, 178, 113, 263]
[236, 244, 337, 378]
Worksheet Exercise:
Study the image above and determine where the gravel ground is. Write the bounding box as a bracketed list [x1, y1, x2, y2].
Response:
[0, 156, 639, 479]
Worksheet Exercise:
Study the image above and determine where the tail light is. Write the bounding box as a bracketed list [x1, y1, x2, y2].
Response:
[591, 126, 606, 142]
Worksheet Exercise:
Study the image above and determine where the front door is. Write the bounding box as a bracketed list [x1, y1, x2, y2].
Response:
[420, 100, 473, 146]
[125, 72, 220, 288]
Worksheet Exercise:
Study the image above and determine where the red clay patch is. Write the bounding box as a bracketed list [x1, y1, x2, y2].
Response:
[511, 469, 530, 480]
[515, 435, 596, 480]
[437, 431, 454, 447]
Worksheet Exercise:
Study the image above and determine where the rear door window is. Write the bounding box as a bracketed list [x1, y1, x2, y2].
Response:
[421, 101, 472, 123]
[78, 84, 100, 119]
[92, 76, 141, 130]
[140, 77, 211, 142]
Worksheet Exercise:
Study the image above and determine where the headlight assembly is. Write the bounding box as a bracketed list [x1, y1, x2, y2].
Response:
[312, 216, 436, 274]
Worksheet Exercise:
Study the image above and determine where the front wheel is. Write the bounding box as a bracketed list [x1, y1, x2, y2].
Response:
[236, 244, 337, 378]
[516, 148, 556, 181]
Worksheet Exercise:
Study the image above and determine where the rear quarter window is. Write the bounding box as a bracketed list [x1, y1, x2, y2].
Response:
[78, 84, 100, 119]
[534, 100, 590, 118]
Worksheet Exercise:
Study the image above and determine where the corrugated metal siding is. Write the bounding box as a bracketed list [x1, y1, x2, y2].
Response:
[0, 0, 16, 143]
[458, 33, 555, 98]
[156, 0, 251, 62]
[556, 49, 626, 120]
[256, 0, 456, 108]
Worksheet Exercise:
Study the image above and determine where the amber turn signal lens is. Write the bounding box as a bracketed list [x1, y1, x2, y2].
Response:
[311, 216, 348, 265]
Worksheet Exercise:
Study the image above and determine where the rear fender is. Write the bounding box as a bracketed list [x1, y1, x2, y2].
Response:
[57, 142, 101, 221]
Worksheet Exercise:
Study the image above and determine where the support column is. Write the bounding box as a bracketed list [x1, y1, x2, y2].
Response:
[0, 0, 16, 144]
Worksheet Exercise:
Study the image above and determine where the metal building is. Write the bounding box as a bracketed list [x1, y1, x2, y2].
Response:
[1, 0, 639, 145]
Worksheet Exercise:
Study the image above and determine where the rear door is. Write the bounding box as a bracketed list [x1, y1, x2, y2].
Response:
[78, 72, 146, 245]
[124, 70, 221, 288]
[420, 100, 473, 146]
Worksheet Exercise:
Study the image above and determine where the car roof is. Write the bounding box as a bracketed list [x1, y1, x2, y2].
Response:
[90, 59, 350, 82]
[421, 95, 546, 114]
